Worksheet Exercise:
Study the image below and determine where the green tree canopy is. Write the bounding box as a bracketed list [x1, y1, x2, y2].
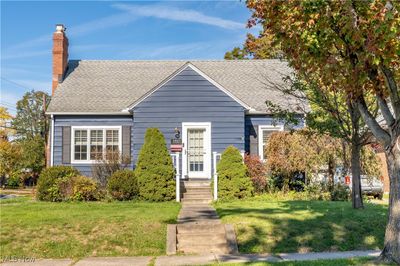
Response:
[13, 90, 50, 140]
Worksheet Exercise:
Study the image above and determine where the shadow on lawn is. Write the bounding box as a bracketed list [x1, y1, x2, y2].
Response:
[216, 201, 387, 254]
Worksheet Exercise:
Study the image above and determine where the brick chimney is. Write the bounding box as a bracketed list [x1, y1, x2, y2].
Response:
[52, 24, 68, 95]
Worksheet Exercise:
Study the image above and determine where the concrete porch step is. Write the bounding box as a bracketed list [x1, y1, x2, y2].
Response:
[178, 243, 230, 254]
[182, 194, 212, 200]
[183, 181, 211, 187]
[181, 198, 212, 204]
[178, 217, 221, 224]
[181, 190, 211, 196]
[177, 223, 226, 234]
[178, 208, 218, 214]
[178, 211, 218, 217]
[177, 239, 227, 246]
[177, 233, 227, 245]
[182, 184, 211, 190]
[178, 209, 219, 219]
[182, 204, 216, 209]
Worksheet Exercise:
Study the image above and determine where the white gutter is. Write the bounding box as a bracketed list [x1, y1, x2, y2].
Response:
[245, 109, 272, 115]
[50, 115, 54, 166]
[45, 111, 131, 115]
[245, 109, 306, 115]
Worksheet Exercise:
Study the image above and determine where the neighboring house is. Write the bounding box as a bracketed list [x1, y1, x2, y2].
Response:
[47, 24, 306, 177]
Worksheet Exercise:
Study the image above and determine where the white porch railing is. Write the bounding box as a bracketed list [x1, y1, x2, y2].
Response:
[172, 150, 244, 202]
[212, 152, 221, 201]
[170, 153, 180, 202]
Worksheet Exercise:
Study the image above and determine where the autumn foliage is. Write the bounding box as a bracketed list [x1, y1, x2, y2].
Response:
[244, 154, 267, 193]
[266, 130, 341, 182]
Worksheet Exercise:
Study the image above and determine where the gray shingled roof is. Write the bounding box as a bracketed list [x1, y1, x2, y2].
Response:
[47, 59, 307, 114]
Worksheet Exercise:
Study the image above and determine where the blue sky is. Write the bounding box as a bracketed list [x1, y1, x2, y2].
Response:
[1, 1, 256, 114]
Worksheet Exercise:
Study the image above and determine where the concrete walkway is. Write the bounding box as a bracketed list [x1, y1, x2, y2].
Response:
[155, 250, 381, 265]
[174, 180, 238, 255]
[1, 250, 381, 266]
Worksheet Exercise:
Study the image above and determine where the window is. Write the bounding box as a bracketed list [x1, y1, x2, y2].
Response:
[72, 127, 121, 163]
[106, 129, 119, 159]
[90, 130, 103, 160]
[258, 125, 284, 161]
[74, 130, 87, 160]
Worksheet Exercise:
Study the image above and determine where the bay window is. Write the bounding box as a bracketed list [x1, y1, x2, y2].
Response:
[71, 127, 121, 163]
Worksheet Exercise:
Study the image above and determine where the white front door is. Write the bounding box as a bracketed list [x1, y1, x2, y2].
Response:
[182, 122, 211, 179]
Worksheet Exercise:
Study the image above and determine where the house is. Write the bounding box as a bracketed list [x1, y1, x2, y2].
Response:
[47, 24, 306, 178]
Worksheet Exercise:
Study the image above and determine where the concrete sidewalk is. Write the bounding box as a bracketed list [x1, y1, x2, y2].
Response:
[1, 250, 381, 266]
[155, 250, 381, 265]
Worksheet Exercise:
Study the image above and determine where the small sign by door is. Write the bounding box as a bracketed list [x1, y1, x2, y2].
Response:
[171, 144, 182, 152]
[171, 139, 182, 152]
[171, 138, 182, 145]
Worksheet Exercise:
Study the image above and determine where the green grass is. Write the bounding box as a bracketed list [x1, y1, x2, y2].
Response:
[0, 197, 180, 259]
[214, 196, 387, 254]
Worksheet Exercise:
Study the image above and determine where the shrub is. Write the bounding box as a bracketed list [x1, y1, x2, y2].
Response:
[71, 175, 100, 201]
[36, 166, 80, 201]
[108, 169, 138, 200]
[6, 171, 21, 188]
[244, 154, 268, 194]
[135, 128, 175, 201]
[304, 182, 331, 201]
[217, 146, 253, 200]
[92, 150, 131, 188]
[330, 183, 350, 201]
[40, 174, 100, 202]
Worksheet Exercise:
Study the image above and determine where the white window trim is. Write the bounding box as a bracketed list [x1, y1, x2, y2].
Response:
[71, 126, 122, 164]
[258, 125, 284, 161]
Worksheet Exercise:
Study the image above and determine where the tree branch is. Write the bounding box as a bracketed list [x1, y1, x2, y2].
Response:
[356, 96, 391, 147]
[380, 65, 400, 119]
[377, 93, 395, 127]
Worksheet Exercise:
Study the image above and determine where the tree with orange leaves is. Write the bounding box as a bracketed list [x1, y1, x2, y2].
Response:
[246, 0, 399, 262]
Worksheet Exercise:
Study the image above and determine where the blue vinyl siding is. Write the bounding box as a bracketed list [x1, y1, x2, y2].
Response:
[50, 67, 305, 178]
[52, 115, 133, 176]
[133, 66, 246, 175]
[244, 115, 305, 153]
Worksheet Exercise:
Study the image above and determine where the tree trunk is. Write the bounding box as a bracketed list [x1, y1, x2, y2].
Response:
[341, 140, 350, 177]
[351, 142, 364, 209]
[379, 146, 400, 264]
[327, 155, 335, 191]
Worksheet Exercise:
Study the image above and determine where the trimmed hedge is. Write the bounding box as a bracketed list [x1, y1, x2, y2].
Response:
[36, 166, 80, 201]
[135, 128, 175, 201]
[107, 169, 138, 200]
[217, 146, 253, 200]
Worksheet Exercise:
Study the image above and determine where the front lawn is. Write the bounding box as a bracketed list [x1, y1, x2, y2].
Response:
[0, 197, 180, 258]
[214, 196, 387, 254]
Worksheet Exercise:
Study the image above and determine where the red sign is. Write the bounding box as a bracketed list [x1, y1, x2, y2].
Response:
[170, 144, 182, 152]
